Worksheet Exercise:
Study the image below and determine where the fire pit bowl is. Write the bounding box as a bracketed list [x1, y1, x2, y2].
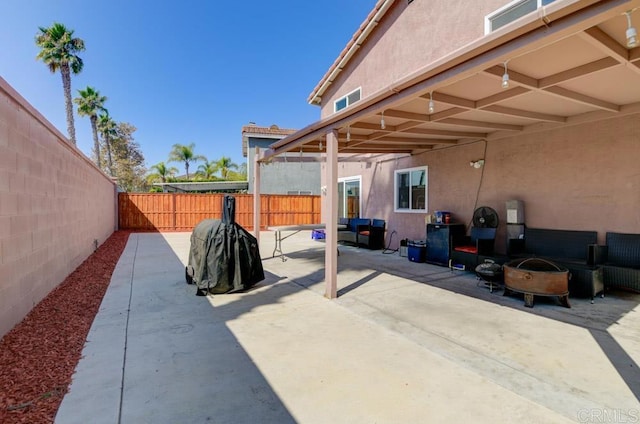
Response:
[503, 257, 570, 308]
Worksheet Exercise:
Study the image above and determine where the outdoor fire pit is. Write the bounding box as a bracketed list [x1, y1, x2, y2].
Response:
[503, 258, 571, 308]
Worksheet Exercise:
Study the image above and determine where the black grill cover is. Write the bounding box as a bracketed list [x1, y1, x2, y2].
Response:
[186, 196, 264, 295]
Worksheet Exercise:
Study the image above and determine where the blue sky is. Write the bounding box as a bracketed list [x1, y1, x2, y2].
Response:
[1, 0, 376, 171]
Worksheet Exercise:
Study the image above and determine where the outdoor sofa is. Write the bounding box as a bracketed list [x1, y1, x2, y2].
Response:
[338, 218, 386, 250]
[601, 232, 640, 293]
[508, 227, 604, 300]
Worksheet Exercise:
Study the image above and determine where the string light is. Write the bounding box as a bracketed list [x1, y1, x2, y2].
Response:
[346, 126, 351, 141]
[626, 10, 639, 48]
[428, 91, 435, 114]
[502, 61, 510, 89]
[380, 111, 386, 130]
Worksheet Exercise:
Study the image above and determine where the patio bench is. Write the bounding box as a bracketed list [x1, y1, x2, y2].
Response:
[601, 232, 640, 293]
[508, 227, 604, 301]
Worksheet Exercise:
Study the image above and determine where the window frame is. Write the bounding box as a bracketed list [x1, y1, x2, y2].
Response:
[394, 166, 428, 213]
[484, 0, 555, 34]
[333, 87, 362, 113]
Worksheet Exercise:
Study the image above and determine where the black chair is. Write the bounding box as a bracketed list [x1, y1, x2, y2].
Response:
[450, 227, 497, 270]
[358, 219, 386, 250]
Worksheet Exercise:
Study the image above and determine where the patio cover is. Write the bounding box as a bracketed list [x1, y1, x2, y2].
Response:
[252, 0, 640, 297]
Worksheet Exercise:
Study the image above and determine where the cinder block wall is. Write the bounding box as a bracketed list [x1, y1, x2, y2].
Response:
[0, 77, 117, 338]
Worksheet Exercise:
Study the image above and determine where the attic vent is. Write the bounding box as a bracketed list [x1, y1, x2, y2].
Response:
[485, 0, 556, 34]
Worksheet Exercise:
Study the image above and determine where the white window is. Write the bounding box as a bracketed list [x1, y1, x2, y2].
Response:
[394, 166, 427, 213]
[334, 88, 361, 113]
[485, 0, 556, 34]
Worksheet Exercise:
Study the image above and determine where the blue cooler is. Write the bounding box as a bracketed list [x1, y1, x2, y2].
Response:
[407, 240, 427, 263]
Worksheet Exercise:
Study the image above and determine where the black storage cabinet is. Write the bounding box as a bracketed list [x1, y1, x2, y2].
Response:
[426, 223, 465, 266]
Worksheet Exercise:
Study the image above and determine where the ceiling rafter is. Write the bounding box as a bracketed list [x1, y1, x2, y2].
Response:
[439, 118, 523, 131]
[399, 127, 487, 138]
[482, 105, 566, 122]
[483, 57, 622, 112]
[579, 26, 640, 76]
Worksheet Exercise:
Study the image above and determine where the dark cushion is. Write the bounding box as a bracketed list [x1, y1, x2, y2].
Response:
[349, 218, 370, 232]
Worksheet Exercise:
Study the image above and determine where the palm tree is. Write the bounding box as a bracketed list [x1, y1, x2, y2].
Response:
[97, 113, 117, 175]
[215, 156, 239, 179]
[196, 160, 218, 180]
[168, 143, 204, 180]
[35, 22, 85, 145]
[74, 86, 107, 168]
[147, 162, 178, 183]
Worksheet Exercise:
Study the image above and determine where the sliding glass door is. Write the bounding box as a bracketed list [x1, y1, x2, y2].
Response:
[338, 177, 361, 219]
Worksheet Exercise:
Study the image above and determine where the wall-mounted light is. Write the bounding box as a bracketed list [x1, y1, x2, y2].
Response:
[380, 111, 386, 130]
[502, 61, 510, 89]
[625, 10, 639, 48]
[428, 92, 435, 114]
[470, 159, 485, 169]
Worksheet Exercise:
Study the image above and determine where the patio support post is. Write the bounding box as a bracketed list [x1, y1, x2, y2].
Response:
[324, 130, 339, 299]
[253, 147, 261, 244]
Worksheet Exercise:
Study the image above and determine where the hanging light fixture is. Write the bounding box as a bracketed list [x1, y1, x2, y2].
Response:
[346, 125, 351, 142]
[625, 10, 639, 48]
[502, 61, 510, 89]
[428, 91, 435, 114]
[380, 111, 386, 130]
[319, 141, 323, 151]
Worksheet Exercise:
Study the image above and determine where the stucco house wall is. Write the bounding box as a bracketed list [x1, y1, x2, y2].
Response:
[336, 113, 640, 252]
[0, 77, 117, 338]
[319, 0, 506, 117]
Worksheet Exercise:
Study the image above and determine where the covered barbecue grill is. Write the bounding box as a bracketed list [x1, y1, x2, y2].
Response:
[185, 195, 265, 295]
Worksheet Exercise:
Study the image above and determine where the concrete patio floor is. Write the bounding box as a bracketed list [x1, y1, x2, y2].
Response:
[55, 232, 640, 423]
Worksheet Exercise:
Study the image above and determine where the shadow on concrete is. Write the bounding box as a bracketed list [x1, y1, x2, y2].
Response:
[57, 233, 298, 424]
[264, 239, 640, 405]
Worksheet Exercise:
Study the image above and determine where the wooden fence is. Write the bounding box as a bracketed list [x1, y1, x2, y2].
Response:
[118, 193, 322, 231]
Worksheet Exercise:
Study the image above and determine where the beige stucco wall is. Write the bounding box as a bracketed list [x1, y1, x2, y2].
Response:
[334, 113, 640, 252]
[320, 0, 506, 116]
[0, 77, 117, 338]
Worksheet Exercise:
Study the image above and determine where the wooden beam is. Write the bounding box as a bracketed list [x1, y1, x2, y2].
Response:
[339, 147, 414, 154]
[428, 92, 476, 109]
[400, 127, 487, 138]
[346, 143, 437, 150]
[367, 137, 459, 145]
[395, 120, 427, 132]
[580, 26, 629, 63]
[476, 86, 530, 108]
[543, 86, 619, 112]
[383, 109, 430, 122]
[538, 56, 620, 88]
[484, 65, 539, 88]
[440, 118, 523, 131]
[429, 107, 467, 121]
[349, 122, 395, 131]
[482, 105, 566, 122]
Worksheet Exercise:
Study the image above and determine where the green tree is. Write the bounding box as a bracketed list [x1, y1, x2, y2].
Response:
[147, 161, 178, 184]
[225, 163, 248, 181]
[196, 159, 218, 180]
[215, 156, 239, 179]
[97, 113, 117, 176]
[74, 86, 107, 168]
[35, 22, 85, 145]
[168, 143, 204, 180]
[110, 122, 147, 191]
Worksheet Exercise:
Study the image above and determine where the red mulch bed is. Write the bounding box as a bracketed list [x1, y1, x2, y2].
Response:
[0, 231, 131, 423]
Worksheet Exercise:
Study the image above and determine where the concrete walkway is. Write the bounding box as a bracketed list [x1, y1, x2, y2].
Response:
[55, 232, 640, 423]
